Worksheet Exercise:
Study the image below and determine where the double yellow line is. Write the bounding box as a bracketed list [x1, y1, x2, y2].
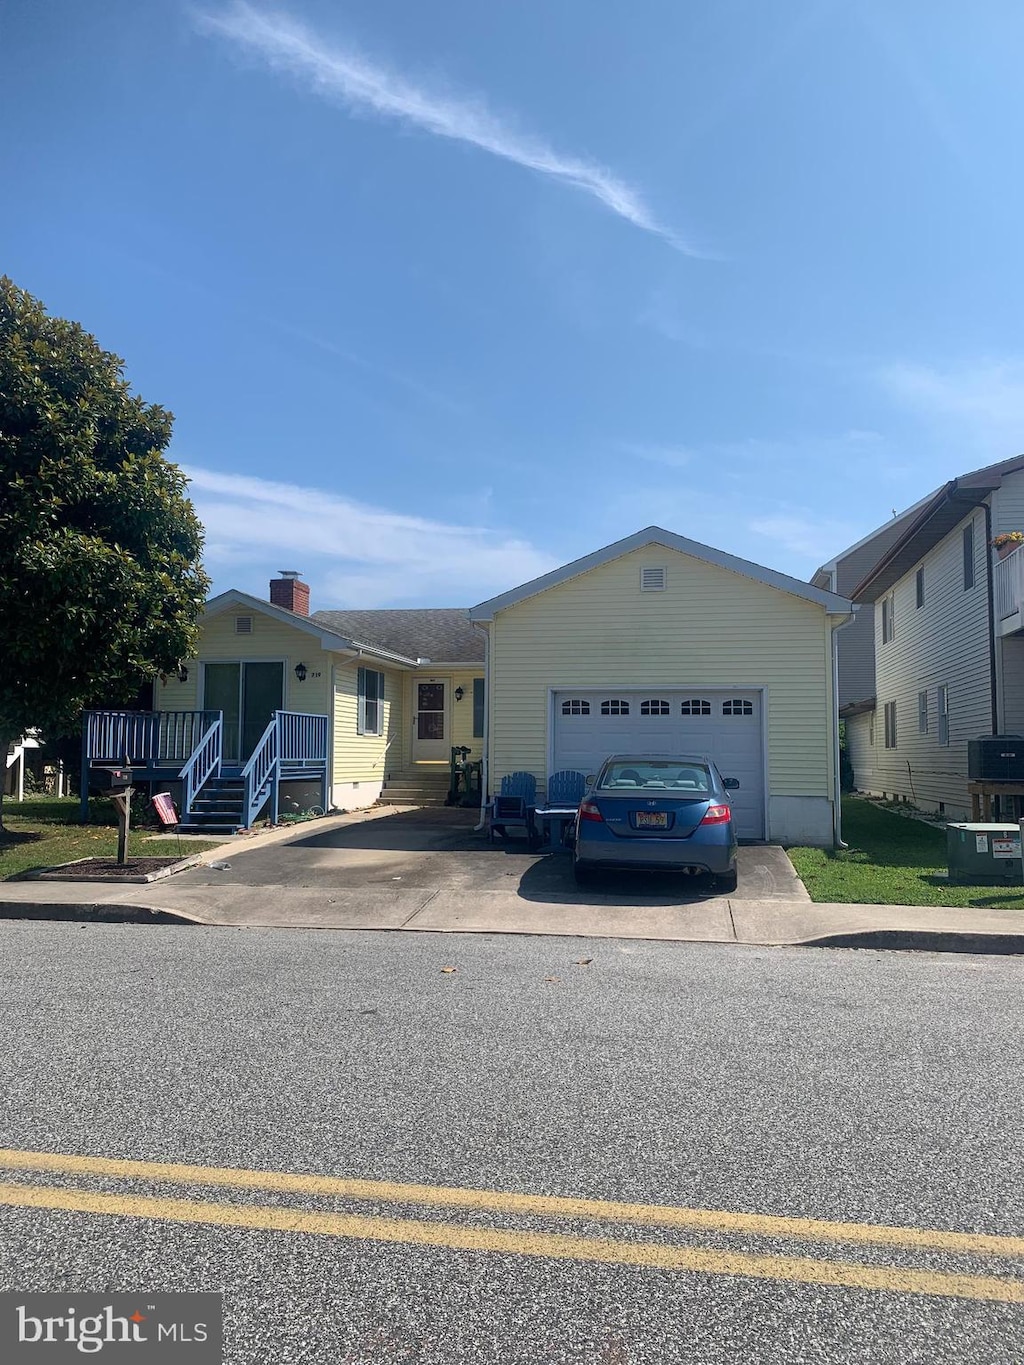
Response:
[0, 1148, 1021, 1303]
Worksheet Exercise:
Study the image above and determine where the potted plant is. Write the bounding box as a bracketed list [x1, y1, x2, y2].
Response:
[992, 531, 1024, 560]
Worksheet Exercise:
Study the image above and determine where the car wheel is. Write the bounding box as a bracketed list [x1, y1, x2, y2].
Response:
[718, 866, 738, 893]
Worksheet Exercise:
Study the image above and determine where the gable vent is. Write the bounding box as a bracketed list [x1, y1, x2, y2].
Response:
[640, 566, 667, 592]
[234, 615, 254, 635]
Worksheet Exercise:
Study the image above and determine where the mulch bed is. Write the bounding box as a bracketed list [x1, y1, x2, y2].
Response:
[29, 857, 186, 882]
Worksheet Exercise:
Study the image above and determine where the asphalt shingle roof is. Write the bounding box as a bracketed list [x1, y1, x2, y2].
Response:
[310, 608, 483, 664]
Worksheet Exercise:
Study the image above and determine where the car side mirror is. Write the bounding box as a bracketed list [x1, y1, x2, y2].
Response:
[585, 774, 596, 785]
[723, 777, 740, 789]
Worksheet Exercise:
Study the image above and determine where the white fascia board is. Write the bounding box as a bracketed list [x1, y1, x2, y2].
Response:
[469, 526, 853, 619]
[202, 590, 419, 664]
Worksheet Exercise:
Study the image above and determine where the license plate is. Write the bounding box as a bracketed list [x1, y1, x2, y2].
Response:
[635, 811, 668, 828]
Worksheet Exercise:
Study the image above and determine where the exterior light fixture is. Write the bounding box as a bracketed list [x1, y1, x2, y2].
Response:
[454, 686, 465, 702]
[294, 662, 308, 682]
[177, 665, 189, 683]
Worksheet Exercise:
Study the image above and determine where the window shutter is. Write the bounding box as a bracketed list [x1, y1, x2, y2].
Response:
[472, 678, 485, 738]
[356, 666, 367, 735]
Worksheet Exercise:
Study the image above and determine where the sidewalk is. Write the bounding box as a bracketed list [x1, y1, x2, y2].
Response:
[1, 876, 1022, 952]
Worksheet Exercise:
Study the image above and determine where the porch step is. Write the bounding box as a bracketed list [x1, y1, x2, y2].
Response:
[179, 777, 245, 834]
[377, 770, 454, 808]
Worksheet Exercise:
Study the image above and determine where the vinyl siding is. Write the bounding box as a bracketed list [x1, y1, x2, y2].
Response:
[830, 508, 924, 707]
[845, 711, 879, 793]
[992, 470, 1024, 534]
[155, 608, 333, 720]
[332, 661, 403, 785]
[872, 509, 991, 817]
[488, 545, 837, 800]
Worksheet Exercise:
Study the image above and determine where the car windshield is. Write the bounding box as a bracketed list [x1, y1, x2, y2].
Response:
[598, 761, 712, 792]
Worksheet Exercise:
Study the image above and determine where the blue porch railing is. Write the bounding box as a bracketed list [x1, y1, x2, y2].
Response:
[81, 708, 329, 828]
[180, 716, 223, 815]
[239, 711, 330, 828]
[80, 709, 219, 820]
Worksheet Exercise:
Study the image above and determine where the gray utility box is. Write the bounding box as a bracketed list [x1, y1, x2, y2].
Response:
[946, 823, 1023, 883]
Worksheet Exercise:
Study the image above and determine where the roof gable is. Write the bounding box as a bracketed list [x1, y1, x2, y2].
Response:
[469, 527, 852, 619]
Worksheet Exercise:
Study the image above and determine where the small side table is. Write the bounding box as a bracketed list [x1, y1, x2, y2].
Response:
[968, 781, 1024, 822]
[531, 806, 578, 853]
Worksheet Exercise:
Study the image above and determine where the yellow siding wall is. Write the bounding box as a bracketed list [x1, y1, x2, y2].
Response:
[333, 660, 404, 787]
[154, 608, 333, 719]
[488, 546, 835, 797]
[400, 670, 485, 769]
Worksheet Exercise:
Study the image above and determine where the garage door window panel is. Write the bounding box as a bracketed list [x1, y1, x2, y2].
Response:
[601, 699, 630, 715]
[680, 699, 712, 715]
[561, 699, 590, 716]
[640, 699, 671, 715]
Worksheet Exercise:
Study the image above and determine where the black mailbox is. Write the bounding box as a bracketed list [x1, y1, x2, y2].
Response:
[90, 765, 134, 793]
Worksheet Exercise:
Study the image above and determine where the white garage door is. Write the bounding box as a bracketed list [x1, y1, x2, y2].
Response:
[553, 689, 765, 839]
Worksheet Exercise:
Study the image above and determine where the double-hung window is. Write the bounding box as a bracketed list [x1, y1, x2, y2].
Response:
[937, 685, 949, 746]
[881, 593, 895, 644]
[357, 667, 385, 736]
[963, 523, 975, 590]
[884, 701, 898, 749]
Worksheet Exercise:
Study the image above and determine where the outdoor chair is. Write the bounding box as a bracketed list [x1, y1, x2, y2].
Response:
[488, 771, 538, 845]
[531, 769, 588, 852]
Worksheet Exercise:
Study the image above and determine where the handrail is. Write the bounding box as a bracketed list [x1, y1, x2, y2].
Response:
[84, 710, 218, 764]
[277, 710, 330, 764]
[241, 716, 279, 828]
[179, 717, 223, 814]
[994, 547, 1024, 620]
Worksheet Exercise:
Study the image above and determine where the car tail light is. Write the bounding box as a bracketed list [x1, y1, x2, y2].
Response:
[579, 800, 604, 823]
[700, 804, 731, 826]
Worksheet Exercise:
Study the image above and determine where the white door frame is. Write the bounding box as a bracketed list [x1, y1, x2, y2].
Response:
[412, 676, 450, 761]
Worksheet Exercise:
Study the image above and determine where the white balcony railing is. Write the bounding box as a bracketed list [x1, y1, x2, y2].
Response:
[995, 546, 1024, 619]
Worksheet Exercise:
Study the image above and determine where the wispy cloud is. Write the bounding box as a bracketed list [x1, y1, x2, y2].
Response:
[880, 359, 1024, 452]
[618, 442, 693, 470]
[196, 2, 692, 252]
[181, 464, 556, 606]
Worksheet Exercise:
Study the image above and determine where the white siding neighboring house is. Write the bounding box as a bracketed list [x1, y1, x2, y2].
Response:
[830, 455, 1024, 820]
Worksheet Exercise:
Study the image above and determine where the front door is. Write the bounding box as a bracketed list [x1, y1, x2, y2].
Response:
[203, 662, 284, 763]
[413, 680, 447, 760]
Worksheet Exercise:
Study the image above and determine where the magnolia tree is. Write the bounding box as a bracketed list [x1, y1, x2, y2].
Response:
[0, 277, 210, 833]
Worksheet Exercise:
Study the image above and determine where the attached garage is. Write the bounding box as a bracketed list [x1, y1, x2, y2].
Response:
[470, 526, 855, 848]
[552, 689, 765, 838]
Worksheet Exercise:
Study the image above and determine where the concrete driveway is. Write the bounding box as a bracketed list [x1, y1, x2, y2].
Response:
[157, 807, 808, 938]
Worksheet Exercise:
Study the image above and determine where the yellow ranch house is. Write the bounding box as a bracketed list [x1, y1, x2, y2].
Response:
[81, 528, 853, 845]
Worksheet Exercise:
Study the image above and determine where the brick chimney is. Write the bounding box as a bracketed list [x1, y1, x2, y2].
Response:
[270, 570, 310, 616]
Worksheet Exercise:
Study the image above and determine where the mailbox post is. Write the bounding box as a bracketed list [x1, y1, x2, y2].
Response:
[89, 765, 134, 865]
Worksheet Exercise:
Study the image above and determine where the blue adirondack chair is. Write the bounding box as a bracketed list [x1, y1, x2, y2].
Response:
[544, 770, 588, 807]
[488, 771, 538, 844]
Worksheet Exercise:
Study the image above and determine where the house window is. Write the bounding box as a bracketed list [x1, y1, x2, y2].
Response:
[881, 593, 895, 643]
[234, 615, 254, 635]
[884, 700, 897, 749]
[680, 698, 712, 715]
[963, 522, 975, 590]
[561, 698, 590, 716]
[918, 689, 928, 734]
[640, 567, 667, 591]
[357, 667, 385, 736]
[723, 699, 754, 716]
[916, 568, 924, 609]
[472, 678, 485, 738]
[937, 685, 949, 746]
[600, 699, 630, 715]
[640, 699, 670, 715]
[869, 715, 875, 747]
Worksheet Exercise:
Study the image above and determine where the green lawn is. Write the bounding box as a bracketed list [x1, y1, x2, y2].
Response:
[0, 796, 217, 881]
[787, 796, 1024, 910]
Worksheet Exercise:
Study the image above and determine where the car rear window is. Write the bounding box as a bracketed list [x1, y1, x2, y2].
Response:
[599, 761, 711, 792]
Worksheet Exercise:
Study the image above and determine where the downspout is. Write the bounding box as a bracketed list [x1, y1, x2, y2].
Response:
[831, 607, 858, 849]
[984, 502, 999, 733]
[472, 622, 490, 831]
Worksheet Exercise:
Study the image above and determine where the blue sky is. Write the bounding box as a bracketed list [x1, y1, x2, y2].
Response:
[5, 0, 1024, 606]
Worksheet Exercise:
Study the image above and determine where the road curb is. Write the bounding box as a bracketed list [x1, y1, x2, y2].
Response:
[799, 929, 1024, 955]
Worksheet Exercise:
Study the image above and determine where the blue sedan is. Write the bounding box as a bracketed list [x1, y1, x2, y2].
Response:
[572, 754, 739, 891]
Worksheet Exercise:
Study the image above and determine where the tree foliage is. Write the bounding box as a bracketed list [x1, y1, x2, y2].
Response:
[0, 276, 210, 808]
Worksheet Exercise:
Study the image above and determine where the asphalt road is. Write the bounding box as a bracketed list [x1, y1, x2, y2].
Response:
[0, 922, 1021, 1363]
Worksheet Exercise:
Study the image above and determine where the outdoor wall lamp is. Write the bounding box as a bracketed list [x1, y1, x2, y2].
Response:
[454, 686, 465, 702]
[294, 662, 308, 682]
[177, 665, 189, 683]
